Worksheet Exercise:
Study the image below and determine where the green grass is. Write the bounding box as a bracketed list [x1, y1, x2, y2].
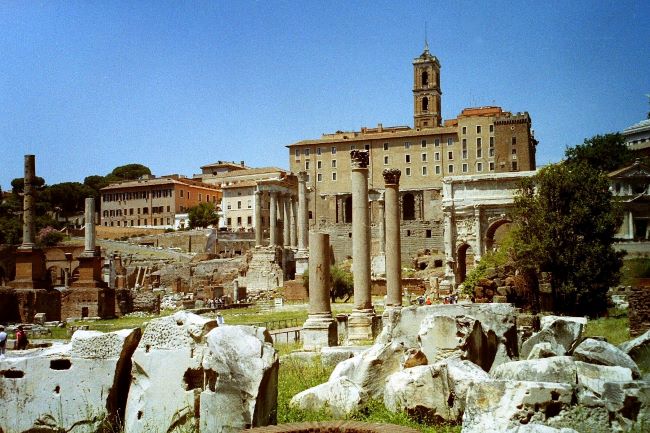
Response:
[582, 314, 630, 345]
[620, 257, 650, 286]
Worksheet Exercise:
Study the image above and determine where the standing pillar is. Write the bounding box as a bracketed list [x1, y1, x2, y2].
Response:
[384, 169, 402, 308]
[269, 191, 278, 247]
[473, 206, 482, 263]
[302, 232, 337, 350]
[378, 195, 386, 254]
[283, 192, 291, 248]
[21, 155, 36, 249]
[255, 190, 263, 247]
[290, 195, 298, 248]
[83, 197, 97, 254]
[295, 172, 310, 276]
[348, 150, 376, 342]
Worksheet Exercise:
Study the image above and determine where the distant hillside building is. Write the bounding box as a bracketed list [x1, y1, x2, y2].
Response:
[286, 45, 537, 263]
[100, 175, 221, 229]
[622, 118, 650, 159]
[609, 159, 650, 245]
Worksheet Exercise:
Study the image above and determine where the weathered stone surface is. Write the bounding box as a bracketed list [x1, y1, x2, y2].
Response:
[575, 361, 632, 399]
[329, 341, 406, 400]
[619, 329, 650, 375]
[573, 338, 641, 379]
[521, 318, 583, 359]
[508, 426, 579, 433]
[0, 328, 141, 433]
[461, 380, 574, 433]
[125, 312, 218, 433]
[491, 356, 577, 384]
[417, 314, 497, 370]
[527, 342, 565, 359]
[290, 376, 365, 418]
[320, 346, 367, 368]
[385, 357, 490, 423]
[201, 325, 278, 433]
[401, 347, 428, 368]
[601, 380, 650, 428]
[378, 304, 518, 371]
[539, 315, 587, 329]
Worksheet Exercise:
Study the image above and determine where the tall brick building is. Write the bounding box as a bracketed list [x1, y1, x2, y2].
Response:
[286, 45, 537, 263]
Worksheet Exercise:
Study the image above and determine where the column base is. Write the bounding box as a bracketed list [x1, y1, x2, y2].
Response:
[302, 313, 338, 350]
[346, 309, 380, 343]
[295, 250, 309, 276]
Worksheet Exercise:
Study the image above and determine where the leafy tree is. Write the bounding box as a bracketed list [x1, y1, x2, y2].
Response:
[302, 263, 354, 303]
[512, 162, 624, 317]
[105, 164, 151, 183]
[188, 202, 219, 228]
[11, 176, 46, 194]
[564, 133, 633, 172]
[41, 182, 95, 218]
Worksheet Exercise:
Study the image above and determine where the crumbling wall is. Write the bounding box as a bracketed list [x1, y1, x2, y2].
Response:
[628, 286, 650, 337]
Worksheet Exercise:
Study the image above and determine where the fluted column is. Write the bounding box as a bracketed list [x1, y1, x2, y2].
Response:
[83, 197, 96, 255]
[254, 190, 263, 247]
[384, 169, 402, 308]
[269, 191, 278, 247]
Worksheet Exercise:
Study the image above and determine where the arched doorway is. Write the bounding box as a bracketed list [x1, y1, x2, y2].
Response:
[402, 193, 415, 221]
[485, 218, 513, 251]
[456, 243, 475, 284]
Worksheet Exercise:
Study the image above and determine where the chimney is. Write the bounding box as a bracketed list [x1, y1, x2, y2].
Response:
[240, 161, 245, 167]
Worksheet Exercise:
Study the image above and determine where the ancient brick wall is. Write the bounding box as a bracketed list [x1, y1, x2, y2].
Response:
[371, 278, 427, 296]
[283, 278, 308, 301]
[628, 286, 650, 337]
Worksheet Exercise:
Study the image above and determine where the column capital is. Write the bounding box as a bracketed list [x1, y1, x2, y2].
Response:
[382, 168, 401, 186]
[350, 149, 369, 169]
[297, 171, 308, 183]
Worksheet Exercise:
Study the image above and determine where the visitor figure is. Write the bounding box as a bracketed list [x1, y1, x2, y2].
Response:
[0, 326, 7, 358]
[14, 326, 28, 350]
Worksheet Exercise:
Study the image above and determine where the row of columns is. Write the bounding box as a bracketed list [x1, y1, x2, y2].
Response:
[254, 185, 309, 251]
[304, 150, 403, 346]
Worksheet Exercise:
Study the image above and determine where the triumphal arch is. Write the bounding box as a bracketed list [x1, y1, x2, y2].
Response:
[441, 170, 536, 286]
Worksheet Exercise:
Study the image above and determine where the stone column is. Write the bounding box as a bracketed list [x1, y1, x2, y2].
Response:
[378, 194, 386, 254]
[269, 191, 278, 247]
[254, 190, 263, 247]
[628, 211, 634, 239]
[473, 206, 482, 263]
[83, 197, 96, 255]
[348, 150, 376, 342]
[21, 155, 36, 249]
[383, 169, 402, 308]
[290, 195, 298, 248]
[302, 232, 337, 350]
[442, 209, 456, 289]
[283, 192, 291, 248]
[297, 171, 309, 251]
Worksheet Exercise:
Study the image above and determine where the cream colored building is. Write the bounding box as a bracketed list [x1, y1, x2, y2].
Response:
[286, 45, 537, 263]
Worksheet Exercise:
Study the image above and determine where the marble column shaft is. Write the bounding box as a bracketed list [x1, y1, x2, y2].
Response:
[269, 191, 278, 246]
[84, 197, 96, 254]
[351, 150, 372, 311]
[308, 232, 332, 315]
[383, 169, 402, 307]
[283, 193, 291, 247]
[255, 190, 263, 247]
[297, 171, 309, 251]
[290, 195, 298, 248]
[21, 155, 36, 248]
[473, 207, 482, 261]
[378, 197, 386, 254]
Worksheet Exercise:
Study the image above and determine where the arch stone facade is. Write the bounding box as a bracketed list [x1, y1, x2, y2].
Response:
[442, 171, 536, 286]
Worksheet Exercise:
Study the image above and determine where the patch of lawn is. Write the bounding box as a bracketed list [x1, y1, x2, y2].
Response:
[583, 315, 630, 345]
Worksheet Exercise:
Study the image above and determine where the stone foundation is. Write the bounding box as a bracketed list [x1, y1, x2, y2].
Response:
[628, 286, 650, 337]
[245, 247, 285, 292]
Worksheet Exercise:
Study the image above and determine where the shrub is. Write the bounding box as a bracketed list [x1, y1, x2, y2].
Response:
[36, 226, 65, 246]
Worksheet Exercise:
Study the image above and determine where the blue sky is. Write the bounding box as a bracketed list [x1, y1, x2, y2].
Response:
[1, 1, 649, 190]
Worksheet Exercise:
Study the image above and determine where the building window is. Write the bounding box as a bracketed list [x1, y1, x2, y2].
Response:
[421, 139, 427, 148]
[447, 138, 453, 146]
[364, 144, 369, 150]
[383, 142, 389, 151]
[305, 161, 310, 170]
[421, 153, 427, 162]
[489, 124, 494, 133]
[237, 201, 241, 209]
[448, 151, 453, 160]
[384, 156, 389, 165]
[305, 148, 311, 156]
[247, 216, 252, 225]
[489, 162, 495, 171]
[422, 166, 427, 175]
[306, 174, 310, 182]
[477, 137, 482, 147]
[317, 160, 322, 169]
[332, 172, 337, 181]
[237, 217, 242, 226]
[405, 167, 411, 176]
[490, 136, 495, 146]
[227, 203, 231, 210]
[227, 218, 232, 226]
[247, 200, 252, 208]
[462, 138, 467, 147]
[405, 154, 411, 163]
[180, 190, 184, 198]
[435, 152, 440, 161]
[512, 136, 517, 145]
[462, 126, 467, 134]
[404, 142, 411, 149]
[199, 193, 202, 202]
[317, 147, 322, 155]
[317, 173, 323, 182]
[331, 159, 337, 168]
[462, 163, 468, 173]
[295, 149, 300, 158]
[489, 148, 495, 157]
[448, 164, 454, 174]
[434, 138, 440, 147]
[435, 165, 441, 174]
[476, 125, 482, 133]
[462, 150, 468, 159]
[477, 162, 483, 172]
[511, 161, 518, 171]
[350, 145, 355, 150]
[512, 147, 517, 155]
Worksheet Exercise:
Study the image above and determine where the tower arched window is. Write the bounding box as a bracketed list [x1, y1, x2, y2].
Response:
[422, 97, 429, 112]
[421, 70, 429, 86]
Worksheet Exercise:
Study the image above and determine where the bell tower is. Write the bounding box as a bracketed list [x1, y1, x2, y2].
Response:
[413, 42, 441, 129]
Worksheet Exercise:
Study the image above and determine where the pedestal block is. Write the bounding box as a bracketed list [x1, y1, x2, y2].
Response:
[302, 313, 338, 350]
